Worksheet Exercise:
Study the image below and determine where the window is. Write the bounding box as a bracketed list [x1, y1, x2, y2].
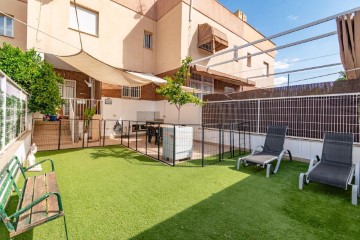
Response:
[189, 74, 214, 99]
[122, 86, 141, 99]
[0, 14, 14, 37]
[247, 53, 252, 67]
[69, 4, 98, 36]
[263, 62, 269, 76]
[224, 87, 235, 94]
[144, 32, 152, 49]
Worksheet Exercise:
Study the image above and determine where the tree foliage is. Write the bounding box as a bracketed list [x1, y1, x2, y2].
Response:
[0, 43, 64, 114]
[156, 57, 203, 121]
[336, 71, 347, 81]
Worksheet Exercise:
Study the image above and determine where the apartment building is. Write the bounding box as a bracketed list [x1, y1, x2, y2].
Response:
[1, 0, 275, 123]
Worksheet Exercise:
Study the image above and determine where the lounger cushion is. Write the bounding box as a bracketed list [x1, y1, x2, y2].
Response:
[308, 162, 352, 189]
[243, 153, 278, 165]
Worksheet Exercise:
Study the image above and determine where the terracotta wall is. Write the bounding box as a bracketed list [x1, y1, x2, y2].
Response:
[55, 69, 101, 100]
[102, 82, 164, 101]
[214, 80, 241, 93]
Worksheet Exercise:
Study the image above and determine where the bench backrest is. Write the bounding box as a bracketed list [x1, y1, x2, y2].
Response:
[263, 125, 287, 155]
[321, 132, 353, 166]
[0, 156, 25, 232]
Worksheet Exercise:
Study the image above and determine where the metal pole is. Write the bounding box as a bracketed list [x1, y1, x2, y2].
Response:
[287, 73, 290, 96]
[173, 125, 176, 167]
[208, 31, 337, 68]
[103, 120, 106, 146]
[128, 121, 130, 148]
[222, 124, 225, 161]
[190, 6, 360, 65]
[238, 123, 241, 156]
[98, 119, 101, 146]
[135, 121, 138, 151]
[218, 124, 221, 162]
[157, 123, 160, 160]
[202, 125, 205, 167]
[257, 100, 261, 134]
[120, 120, 123, 145]
[58, 120, 62, 150]
[82, 120, 85, 148]
[145, 122, 148, 156]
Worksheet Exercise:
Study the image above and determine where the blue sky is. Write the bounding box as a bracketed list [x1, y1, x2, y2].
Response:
[219, 0, 360, 87]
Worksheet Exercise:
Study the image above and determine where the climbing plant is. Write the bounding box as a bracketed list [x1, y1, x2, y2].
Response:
[0, 43, 64, 114]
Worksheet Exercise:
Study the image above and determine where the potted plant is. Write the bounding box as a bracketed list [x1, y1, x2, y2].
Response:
[83, 106, 96, 143]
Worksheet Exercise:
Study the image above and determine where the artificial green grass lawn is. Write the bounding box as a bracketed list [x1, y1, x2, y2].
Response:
[1, 146, 359, 240]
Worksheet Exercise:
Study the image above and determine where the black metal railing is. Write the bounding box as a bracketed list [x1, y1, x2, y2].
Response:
[31, 118, 250, 167]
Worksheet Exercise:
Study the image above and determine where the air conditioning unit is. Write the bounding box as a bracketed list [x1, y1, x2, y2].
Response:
[224, 87, 235, 94]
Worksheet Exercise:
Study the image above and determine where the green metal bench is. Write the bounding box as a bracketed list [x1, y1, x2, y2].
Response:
[0, 156, 68, 239]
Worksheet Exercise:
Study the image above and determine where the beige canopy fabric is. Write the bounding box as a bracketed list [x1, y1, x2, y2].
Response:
[336, 11, 360, 80]
[198, 23, 229, 53]
[56, 51, 150, 86]
[191, 64, 255, 87]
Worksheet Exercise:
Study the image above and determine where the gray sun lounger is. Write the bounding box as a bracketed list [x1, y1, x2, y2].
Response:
[237, 125, 292, 178]
[299, 132, 360, 205]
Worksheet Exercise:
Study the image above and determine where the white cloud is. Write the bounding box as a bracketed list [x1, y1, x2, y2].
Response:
[274, 60, 290, 70]
[288, 14, 299, 21]
[274, 76, 288, 86]
[274, 58, 301, 70]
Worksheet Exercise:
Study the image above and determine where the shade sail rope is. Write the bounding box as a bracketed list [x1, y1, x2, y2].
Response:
[73, 0, 84, 50]
[0, 9, 81, 51]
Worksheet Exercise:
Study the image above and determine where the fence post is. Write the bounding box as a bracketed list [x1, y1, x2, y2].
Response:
[82, 120, 85, 148]
[145, 122, 148, 155]
[120, 120, 123, 146]
[238, 123, 241, 156]
[58, 120, 62, 150]
[229, 123, 233, 158]
[257, 99, 261, 134]
[103, 120, 106, 146]
[173, 125, 176, 167]
[218, 124, 222, 162]
[135, 121, 138, 151]
[128, 121, 130, 148]
[202, 125, 205, 167]
[222, 124, 225, 161]
[157, 123, 160, 161]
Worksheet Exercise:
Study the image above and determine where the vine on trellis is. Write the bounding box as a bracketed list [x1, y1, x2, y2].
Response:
[0, 90, 3, 150]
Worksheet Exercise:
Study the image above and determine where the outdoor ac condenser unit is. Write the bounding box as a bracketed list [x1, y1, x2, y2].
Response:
[162, 126, 193, 161]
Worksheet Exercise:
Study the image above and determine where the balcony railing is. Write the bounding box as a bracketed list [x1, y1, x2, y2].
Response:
[62, 98, 102, 120]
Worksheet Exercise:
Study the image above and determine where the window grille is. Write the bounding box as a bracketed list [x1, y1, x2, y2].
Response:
[122, 86, 141, 99]
[144, 32, 152, 49]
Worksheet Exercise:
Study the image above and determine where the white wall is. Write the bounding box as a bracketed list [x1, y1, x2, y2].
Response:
[0, 132, 32, 170]
[102, 97, 202, 124]
[154, 101, 202, 124]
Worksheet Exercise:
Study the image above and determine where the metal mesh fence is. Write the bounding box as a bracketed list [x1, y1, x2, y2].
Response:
[203, 93, 360, 142]
[31, 119, 250, 167]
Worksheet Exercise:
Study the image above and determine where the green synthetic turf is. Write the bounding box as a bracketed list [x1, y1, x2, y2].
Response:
[1, 146, 359, 240]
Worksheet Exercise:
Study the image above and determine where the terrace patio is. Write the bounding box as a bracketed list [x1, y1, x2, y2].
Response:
[0, 146, 359, 240]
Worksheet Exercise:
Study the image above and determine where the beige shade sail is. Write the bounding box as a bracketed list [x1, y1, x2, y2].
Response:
[336, 11, 360, 80]
[56, 51, 151, 86]
[126, 72, 167, 84]
[198, 23, 229, 53]
[191, 64, 255, 87]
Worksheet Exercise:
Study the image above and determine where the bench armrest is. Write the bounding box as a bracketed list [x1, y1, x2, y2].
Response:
[251, 145, 263, 155]
[24, 159, 55, 172]
[8, 192, 63, 220]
